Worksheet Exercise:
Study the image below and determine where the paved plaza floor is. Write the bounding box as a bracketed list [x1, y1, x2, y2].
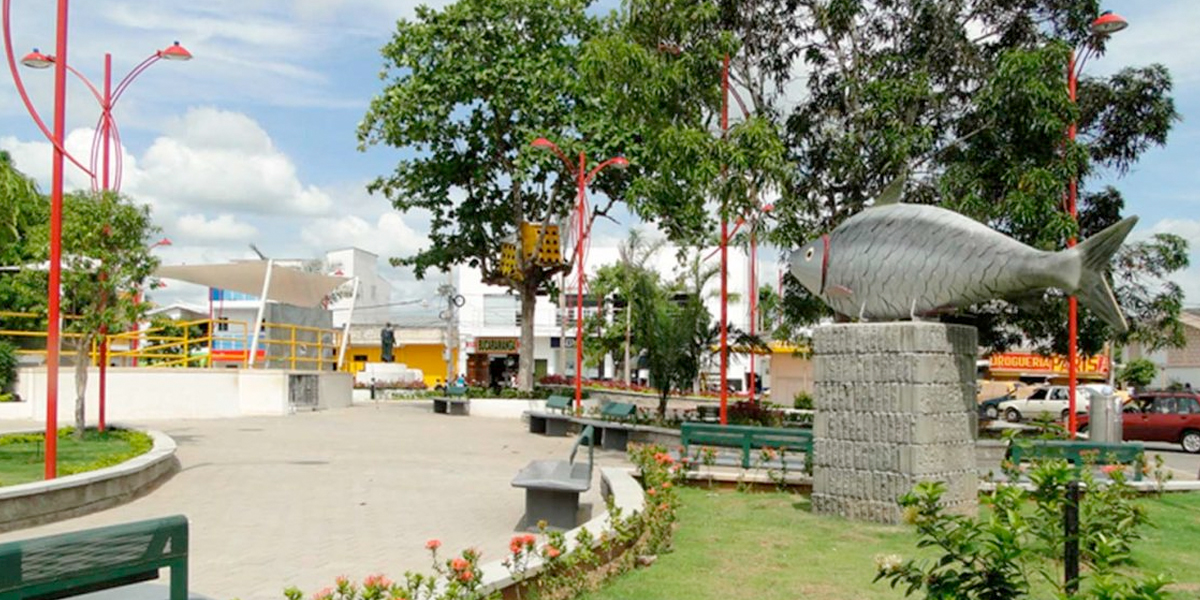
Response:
[0, 403, 629, 600]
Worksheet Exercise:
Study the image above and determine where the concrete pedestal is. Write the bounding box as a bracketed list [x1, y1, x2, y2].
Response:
[811, 322, 978, 524]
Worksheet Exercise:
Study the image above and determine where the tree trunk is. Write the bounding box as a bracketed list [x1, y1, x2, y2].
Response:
[73, 334, 91, 439]
[624, 307, 631, 385]
[517, 282, 537, 392]
[658, 390, 668, 421]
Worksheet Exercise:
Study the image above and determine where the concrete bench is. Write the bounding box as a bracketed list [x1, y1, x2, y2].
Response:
[0, 515, 189, 600]
[433, 385, 470, 416]
[511, 426, 595, 531]
[528, 395, 574, 436]
[1009, 439, 1145, 481]
[681, 423, 813, 469]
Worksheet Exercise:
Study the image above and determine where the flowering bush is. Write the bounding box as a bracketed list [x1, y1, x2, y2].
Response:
[284, 543, 491, 600]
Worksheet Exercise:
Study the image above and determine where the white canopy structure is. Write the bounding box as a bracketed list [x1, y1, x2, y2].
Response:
[154, 260, 354, 367]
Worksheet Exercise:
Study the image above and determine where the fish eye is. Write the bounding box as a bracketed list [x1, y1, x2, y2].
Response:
[805, 247, 815, 261]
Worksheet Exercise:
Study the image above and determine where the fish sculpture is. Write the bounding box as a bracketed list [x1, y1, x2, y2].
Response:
[789, 185, 1137, 331]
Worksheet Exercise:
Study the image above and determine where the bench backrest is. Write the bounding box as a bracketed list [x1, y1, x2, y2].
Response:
[568, 425, 596, 479]
[1010, 440, 1144, 463]
[681, 423, 813, 468]
[0, 515, 188, 599]
[446, 386, 468, 397]
[545, 395, 572, 413]
[600, 402, 637, 419]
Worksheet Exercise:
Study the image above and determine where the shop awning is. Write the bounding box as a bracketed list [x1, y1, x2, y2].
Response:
[155, 261, 349, 308]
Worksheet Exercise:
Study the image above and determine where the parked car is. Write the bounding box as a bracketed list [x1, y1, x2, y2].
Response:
[998, 385, 1099, 423]
[1079, 391, 1200, 453]
[978, 382, 1039, 420]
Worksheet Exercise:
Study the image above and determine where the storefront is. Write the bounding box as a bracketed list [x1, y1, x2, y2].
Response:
[466, 337, 519, 388]
[984, 352, 1110, 384]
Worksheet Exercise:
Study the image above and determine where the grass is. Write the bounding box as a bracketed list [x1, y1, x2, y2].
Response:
[581, 487, 1200, 600]
[0, 428, 153, 486]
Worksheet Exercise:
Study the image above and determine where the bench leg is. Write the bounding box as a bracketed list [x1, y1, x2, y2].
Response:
[433, 399, 447, 414]
[545, 418, 570, 437]
[524, 489, 581, 531]
[601, 427, 629, 452]
[170, 560, 188, 600]
[450, 401, 470, 416]
[529, 416, 547, 434]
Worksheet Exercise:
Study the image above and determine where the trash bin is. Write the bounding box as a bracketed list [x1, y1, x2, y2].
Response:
[1088, 393, 1123, 443]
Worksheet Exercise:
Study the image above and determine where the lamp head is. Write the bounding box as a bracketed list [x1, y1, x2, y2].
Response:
[1091, 11, 1128, 35]
[530, 137, 556, 150]
[159, 41, 193, 61]
[761, 203, 775, 213]
[608, 157, 629, 169]
[21, 49, 53, 69]
[154, 237, 173, 248]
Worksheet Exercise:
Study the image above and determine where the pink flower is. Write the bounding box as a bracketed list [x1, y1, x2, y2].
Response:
[425, 539, 442, 551]
[458, 570, 474, 583]
[364, 574, 392, 589]
[451, 558, 469, 572]
[1102, 464, 1125, 475]
[313, 588, 333, 600]
[335, 576, 349, 587]
[647, 487, 657, 496]
[545, 545, 561, 558]
[659, 502, 669, 511]
[662, 482, 672, 490]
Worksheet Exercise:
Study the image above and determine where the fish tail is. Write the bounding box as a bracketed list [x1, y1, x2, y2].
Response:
[1071, 216, 1139, 332]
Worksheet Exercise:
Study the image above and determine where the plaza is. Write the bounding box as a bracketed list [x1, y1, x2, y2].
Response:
[0, 404, 627, 600]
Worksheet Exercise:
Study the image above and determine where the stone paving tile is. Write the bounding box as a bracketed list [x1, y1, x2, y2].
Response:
[0, 403, 629, 600]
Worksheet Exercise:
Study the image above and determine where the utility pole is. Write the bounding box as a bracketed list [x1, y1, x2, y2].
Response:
[558, 270, 567, 377]
[439, 272, 464, 385]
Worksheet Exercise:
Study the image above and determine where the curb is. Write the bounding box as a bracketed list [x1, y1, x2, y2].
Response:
[0, 427, 179, 533]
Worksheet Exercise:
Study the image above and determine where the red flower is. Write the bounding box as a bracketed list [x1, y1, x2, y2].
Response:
[1101, 464, 1125, 475]
[659, 502, 669, 511]
[662, 482, 672, 489]
[451, 558, 469, 572]
[313, 587, 333, 600]
[458, 570, 475, 583]
[425, 539, 442, 551]
[545, 545, 561, 558]
[364, 574, 392, 589]
[647, 487, 657, 496]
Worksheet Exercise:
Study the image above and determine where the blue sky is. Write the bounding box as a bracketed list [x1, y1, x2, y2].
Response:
[0, 0, 1196, 318]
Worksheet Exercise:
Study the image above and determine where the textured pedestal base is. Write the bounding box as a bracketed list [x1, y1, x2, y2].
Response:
[812, 322, 978, 524]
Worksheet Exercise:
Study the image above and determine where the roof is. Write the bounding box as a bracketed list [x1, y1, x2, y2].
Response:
[1180, 311, 1200, 331]
[155, 261, 348, 308]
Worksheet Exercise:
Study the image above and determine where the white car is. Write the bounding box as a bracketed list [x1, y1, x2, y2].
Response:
[998, 386, 1099, 423]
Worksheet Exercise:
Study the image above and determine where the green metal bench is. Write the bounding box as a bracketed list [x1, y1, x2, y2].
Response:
[1008, 440, 1145, 481]
[544, 395, 572, 414]
[434, 385, 470, 416]
[600, 402, 637, 420]
[681, 422, 813, 469]
[0, 515, 189, 600]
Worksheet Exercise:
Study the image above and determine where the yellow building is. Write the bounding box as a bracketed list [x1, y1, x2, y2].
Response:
[344, 325, 455, 387]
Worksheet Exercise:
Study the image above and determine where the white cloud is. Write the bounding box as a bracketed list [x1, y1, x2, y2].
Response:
[1135, 218, 1200, 306]
[1098, 2, 1200, 88]
[174, 213, 259, 243]
[300, 211, 430, 260]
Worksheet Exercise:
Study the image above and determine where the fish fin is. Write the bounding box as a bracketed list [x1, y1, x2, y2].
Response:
[1005, 289, 1047, 312]
[827, 285, 853, 299]
[873, 175, 906, 206]
[1073, 216, 1138, 332]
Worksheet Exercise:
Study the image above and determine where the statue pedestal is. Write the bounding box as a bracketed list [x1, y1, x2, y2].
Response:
[811, 322, 978, 524]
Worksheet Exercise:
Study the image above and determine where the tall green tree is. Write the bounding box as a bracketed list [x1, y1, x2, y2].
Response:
[7, 190, 159, 435]
[582, 229, 665, 383]
[359, 0, 638, 391]
[767, 0, 1185, 355]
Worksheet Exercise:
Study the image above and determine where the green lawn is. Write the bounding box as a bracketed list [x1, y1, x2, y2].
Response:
[582, 487, 1200, 600]
[0, 428, 153, 486]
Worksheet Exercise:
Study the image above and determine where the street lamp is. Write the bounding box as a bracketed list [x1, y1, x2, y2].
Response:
[3, 0, 188, 477]
[1066, 10, 1127, 439]
[531, 137, 628, 414]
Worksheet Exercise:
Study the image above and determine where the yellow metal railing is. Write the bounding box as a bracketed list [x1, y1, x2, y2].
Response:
[0, 312, 349, 371]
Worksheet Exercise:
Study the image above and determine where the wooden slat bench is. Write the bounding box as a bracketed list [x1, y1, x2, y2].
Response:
[1008, 440, 1145, 481]
[511, 426, 595, 531]
[433, 385, 470, 416]
[681, 423, 813, 469]
[0, 515, 189, 600]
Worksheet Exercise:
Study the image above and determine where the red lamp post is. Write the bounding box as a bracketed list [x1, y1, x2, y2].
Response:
[1066, 10, 1127, 438]
[3, 0, 189, 476]
[531, 137, 628, 414]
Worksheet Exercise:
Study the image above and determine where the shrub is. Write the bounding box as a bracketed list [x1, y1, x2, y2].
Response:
[727, 400, 783, 427]
[793, 391, 813, 410]
[0, 340, 17, 394]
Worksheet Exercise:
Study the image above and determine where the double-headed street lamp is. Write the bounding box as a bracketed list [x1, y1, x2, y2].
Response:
[1066, 10, 1127, 439]
[531, 138, 628, 414]
[3, 0, 189, 478]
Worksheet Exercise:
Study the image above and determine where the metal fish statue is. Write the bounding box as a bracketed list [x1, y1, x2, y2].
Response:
[789, 191, 1137, 332]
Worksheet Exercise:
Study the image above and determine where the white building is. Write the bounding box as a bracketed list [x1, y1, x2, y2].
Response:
[325, 248, 393, 328]
[454, 244, 775, 391]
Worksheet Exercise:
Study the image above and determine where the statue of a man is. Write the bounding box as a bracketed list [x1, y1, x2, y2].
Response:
[380, 323, 395, 363]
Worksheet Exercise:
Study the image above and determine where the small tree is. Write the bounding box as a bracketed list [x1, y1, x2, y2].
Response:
[1117, 358, 1157, 390]
[15, 191, 159, 436]
[0, 340, 18, 396]
[642, 297, 701, 420]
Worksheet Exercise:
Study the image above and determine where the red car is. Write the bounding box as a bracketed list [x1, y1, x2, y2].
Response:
[1080, 391, 1200, 453]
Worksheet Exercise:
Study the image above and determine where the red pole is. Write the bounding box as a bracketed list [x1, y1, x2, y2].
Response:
[44, 0, 70, 480]
[718, 54, 730, 425]
[97, 52, 111, 432]
[574, 153, 586, 415]
[1066, 49, 1079, 438]
[748, 225, 756, 403]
